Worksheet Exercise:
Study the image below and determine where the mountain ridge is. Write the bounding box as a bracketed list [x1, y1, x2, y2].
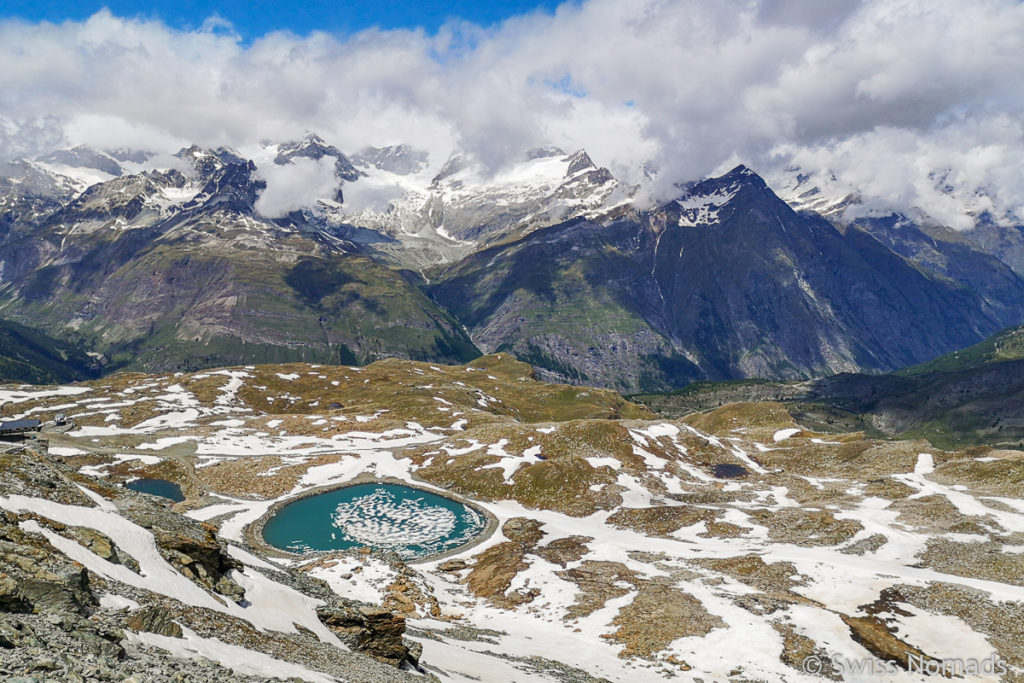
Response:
[432, 164, 1021, 390]
[2, 139, 1023, 391]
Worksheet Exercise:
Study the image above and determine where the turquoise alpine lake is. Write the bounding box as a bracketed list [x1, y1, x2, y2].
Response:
[124, 478, 185, 502]
[261, 483, 488, 559]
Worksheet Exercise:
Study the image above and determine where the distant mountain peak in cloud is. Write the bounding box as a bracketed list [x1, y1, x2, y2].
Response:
[351, 144, 430, 176]
[0, 1, 1019, 231]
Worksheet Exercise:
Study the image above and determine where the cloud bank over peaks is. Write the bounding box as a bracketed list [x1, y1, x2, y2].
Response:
[0, 0, 1021, 229]
[253, 155, 341, 219]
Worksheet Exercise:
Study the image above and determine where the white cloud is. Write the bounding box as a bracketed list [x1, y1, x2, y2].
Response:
[0, 0, 1021, 227]
[254, 156, 340, 218]
[339, 179, 408, 215]
[770, 114, 1024, 229]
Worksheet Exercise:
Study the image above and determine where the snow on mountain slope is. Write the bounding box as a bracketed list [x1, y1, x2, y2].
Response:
[770, 168, 860, 220]
[772, 163, 1024, 231]
[32, 160, 119, 194]
[673, 173, 749, 227]
[0, 137, 821, 272]
[318, 145, 635, 265]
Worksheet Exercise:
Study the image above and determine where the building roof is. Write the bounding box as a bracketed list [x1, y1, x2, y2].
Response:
[0, 419, 42, 433]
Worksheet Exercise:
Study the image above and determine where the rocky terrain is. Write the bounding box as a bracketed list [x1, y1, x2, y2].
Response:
[0, 143, 479, 375]
[0, 442, 426, 681]
[2, 355, 1023, 681]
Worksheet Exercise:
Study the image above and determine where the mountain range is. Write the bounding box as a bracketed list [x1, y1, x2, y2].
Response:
[1, 135, 1023, 391]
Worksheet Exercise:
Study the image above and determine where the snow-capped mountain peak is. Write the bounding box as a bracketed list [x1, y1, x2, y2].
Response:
[37, 145, 124, 177]
[350, 144, 429, 176]
[273, 133, 362, 183]
[772, 166, 860, 219]
[326, 146, 633, 264]
[668, 164, 764, 227]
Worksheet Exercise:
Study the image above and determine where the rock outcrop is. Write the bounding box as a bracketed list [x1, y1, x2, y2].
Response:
[317, 599, 411, 666]
[0, 509, 97, 616]
[118, 499, 246, 602]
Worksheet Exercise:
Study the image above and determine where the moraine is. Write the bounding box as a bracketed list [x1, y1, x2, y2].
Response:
[261, 482, 489, 560]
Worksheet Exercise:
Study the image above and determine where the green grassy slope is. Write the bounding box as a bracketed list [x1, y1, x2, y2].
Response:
[0, 318, 98, 384]
[897, 323, 1024, 375]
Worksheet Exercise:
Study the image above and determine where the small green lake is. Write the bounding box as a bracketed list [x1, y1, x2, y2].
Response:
[261, 483, 488, 560]
[124, 478, 185, 502]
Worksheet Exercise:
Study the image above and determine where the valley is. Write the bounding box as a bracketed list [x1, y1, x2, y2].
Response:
[634, 322, 1024, 450]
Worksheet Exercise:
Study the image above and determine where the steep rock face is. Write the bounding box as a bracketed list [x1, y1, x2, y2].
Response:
[848, 215, 1024, 328]
[646, 167, 1009, 377]
[0, 160, 83, 246]
[116, 499, 246, 602]
[316, 600, 410, 666]
[432, 166, 1018, 391]
[0, 509, 97, 616]
[958, 220, 1024, 276]
[431, 216, 694, 391]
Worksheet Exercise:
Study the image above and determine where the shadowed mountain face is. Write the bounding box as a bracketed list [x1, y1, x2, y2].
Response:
[431, 166, 1022, 391]
[0, 318, 99, 384]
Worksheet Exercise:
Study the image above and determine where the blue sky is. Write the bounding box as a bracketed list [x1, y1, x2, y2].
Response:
[0, 0, 566, 38]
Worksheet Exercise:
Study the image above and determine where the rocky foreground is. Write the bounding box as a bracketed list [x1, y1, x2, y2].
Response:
[0, 443, 424, 682]
[2, 354, 1023, 681]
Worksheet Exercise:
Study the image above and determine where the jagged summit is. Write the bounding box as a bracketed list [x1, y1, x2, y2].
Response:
[175, 145, 246, 177]
[37, 146, 124, 177]
[664, 164, 777, 228]
[350, 144, 429, 175]
[272, 132, 333, 163]
[565, 149, 597, 176]
[273, 133, 362, 182]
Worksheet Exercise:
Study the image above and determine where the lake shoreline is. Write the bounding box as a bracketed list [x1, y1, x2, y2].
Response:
[245, 473, 498, 565]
